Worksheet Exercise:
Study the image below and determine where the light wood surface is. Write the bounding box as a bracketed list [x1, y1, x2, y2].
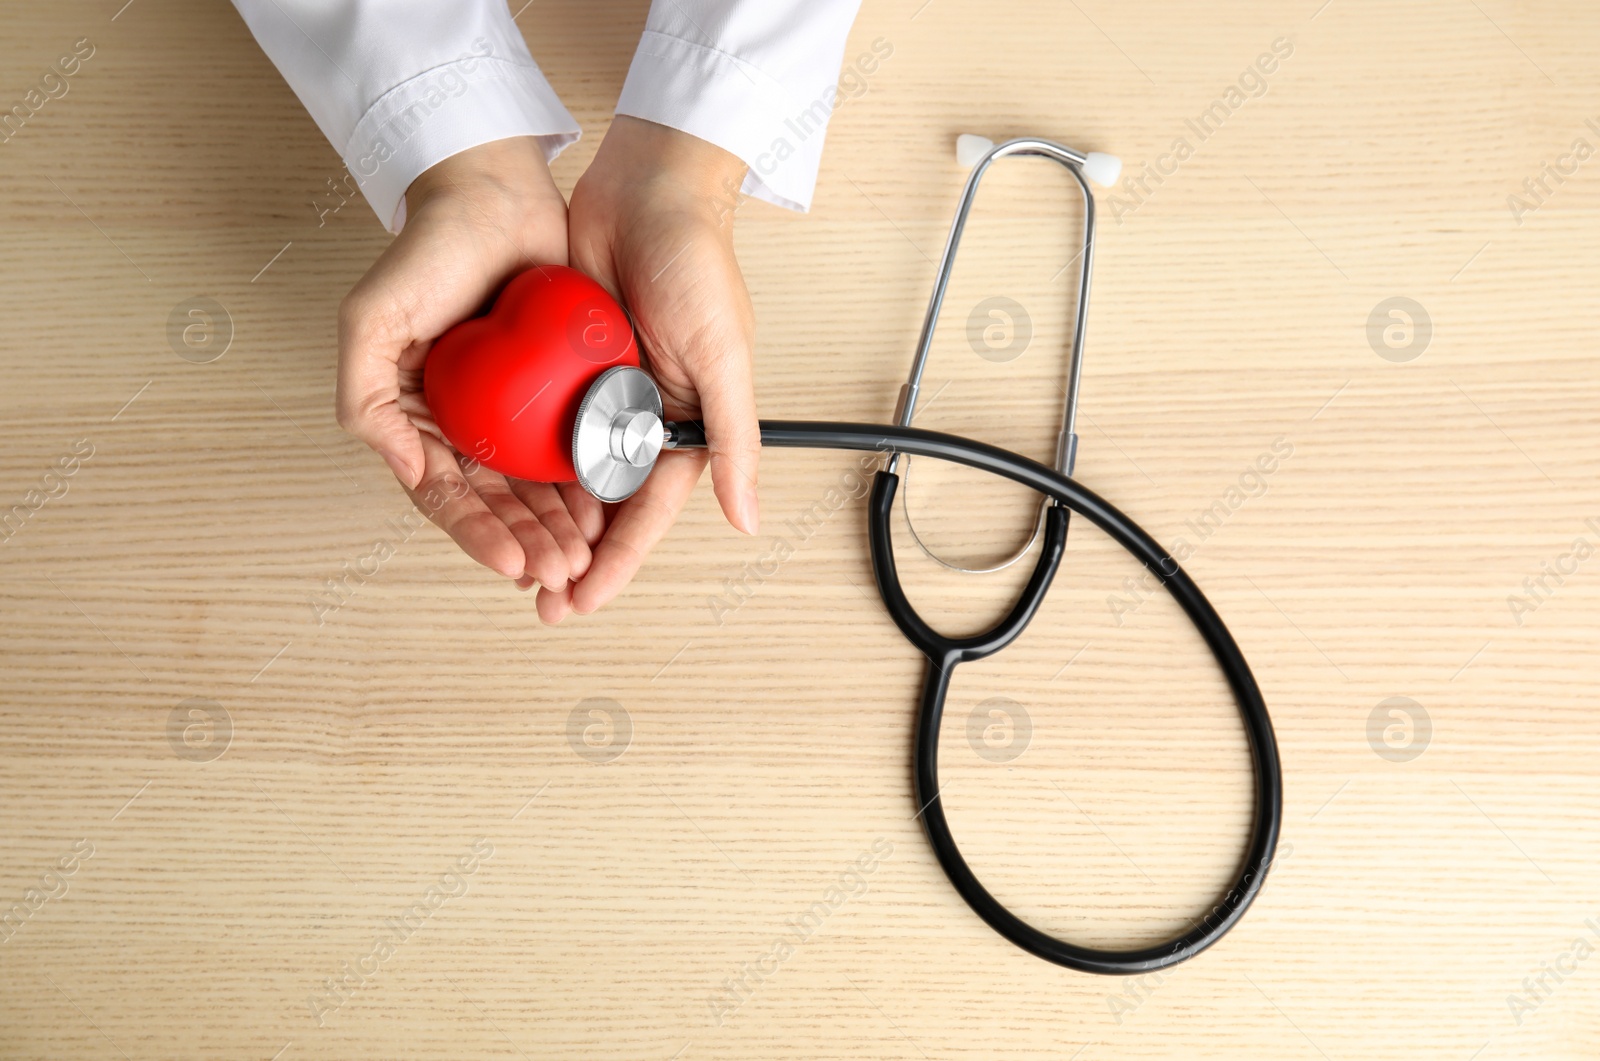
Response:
[3, 1, 1598, 1058]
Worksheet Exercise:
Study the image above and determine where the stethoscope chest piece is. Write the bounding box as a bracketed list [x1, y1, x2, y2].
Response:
[572, 365, 665, 502]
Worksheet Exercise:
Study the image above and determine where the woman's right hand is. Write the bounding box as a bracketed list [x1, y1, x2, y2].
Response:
[336, 136, 600, 594]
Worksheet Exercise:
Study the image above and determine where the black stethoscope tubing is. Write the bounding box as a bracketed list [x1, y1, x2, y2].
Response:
[669, 418, 1284, 974]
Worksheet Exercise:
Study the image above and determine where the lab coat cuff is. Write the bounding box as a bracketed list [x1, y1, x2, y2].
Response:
[343, 55, 580, 234]
[616, 30, 826, 213]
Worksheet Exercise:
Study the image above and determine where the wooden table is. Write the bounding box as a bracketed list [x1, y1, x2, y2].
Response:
[2, 1, 1596, 1058]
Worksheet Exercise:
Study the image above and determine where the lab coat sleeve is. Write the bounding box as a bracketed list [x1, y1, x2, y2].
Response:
[614, 0, 869, 212]
[230, 0, 580, 233]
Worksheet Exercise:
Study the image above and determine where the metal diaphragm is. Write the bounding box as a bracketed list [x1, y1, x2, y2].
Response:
[572, 365, 665, 502]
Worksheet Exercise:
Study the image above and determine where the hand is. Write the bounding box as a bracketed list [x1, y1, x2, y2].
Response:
[545, 116, 759, 622]
[337, 137, 595, 594]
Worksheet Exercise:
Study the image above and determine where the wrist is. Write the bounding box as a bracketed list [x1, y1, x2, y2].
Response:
[591, 116, 748, 201]
[405, 136, 560, 219]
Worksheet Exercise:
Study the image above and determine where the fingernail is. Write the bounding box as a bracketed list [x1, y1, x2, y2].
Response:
[381, 449, 419, 488]
[739, 490, 760, 535]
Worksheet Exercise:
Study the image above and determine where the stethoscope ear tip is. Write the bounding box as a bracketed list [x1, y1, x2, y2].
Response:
[954, 133, 995, 168]
[1081, 151, 1122, 188]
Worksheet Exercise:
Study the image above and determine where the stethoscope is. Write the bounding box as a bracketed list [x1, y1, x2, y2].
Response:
[444, 135, 1284, 975]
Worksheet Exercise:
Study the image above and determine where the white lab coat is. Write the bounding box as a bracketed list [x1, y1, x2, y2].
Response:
[230, 0, 863, 232]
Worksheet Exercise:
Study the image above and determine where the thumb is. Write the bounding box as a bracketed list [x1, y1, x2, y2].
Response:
[697, 352, 761, 535]
[336, 303, 425, 489]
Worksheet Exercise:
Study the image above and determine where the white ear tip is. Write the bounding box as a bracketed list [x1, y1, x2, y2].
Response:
[1081, 151, 1122, 187]
[955, 133, 994, 168]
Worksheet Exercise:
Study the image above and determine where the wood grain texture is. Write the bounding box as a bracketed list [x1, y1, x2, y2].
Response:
[2, 0, 1598, 1058]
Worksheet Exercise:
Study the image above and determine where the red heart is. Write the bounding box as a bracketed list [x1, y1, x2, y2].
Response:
[424, 265, 639, 483]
